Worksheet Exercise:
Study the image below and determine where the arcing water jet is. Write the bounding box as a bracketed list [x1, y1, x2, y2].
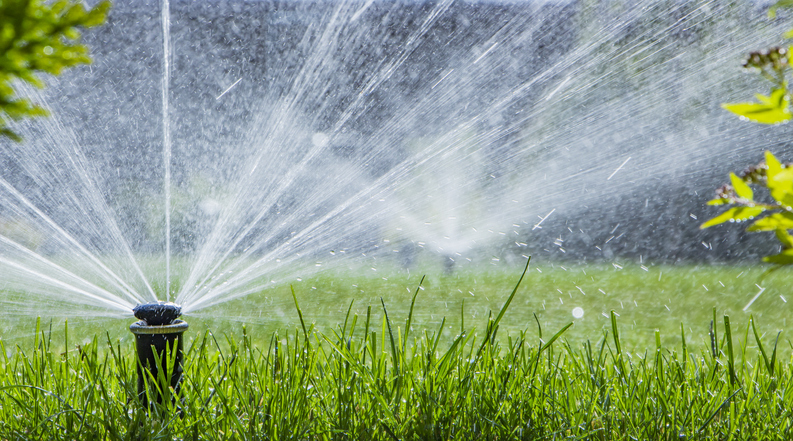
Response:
[0, 0, 789, 328]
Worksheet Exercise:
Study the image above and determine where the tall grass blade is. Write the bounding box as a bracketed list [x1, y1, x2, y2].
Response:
[475, 256, 531, 361]
[404, 275, 425, 354]
[680, 323, 687, 363]
[460, 298, 465, 335]
[750, 315, 773, 375]
[770, 331, 780, 376]
[539, 322, 573, 353]
[380, 297, 399, 377]
[489, 256, 530, 339]
[724, 315, 736, 386]
[610, 310, 625, 377]
[710, 308, 718, 359]
[291, 285, 310, 345]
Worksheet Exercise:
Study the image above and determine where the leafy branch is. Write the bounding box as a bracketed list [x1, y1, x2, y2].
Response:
[703, 3, 793, 267]
[702, 151, 793, 265]
[0, 0, 110, 141]
[722, 47, 792, 124]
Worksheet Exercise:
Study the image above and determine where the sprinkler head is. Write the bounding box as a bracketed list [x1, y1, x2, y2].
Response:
[129, 303, 188, 407]
[133, 301, 182, 325]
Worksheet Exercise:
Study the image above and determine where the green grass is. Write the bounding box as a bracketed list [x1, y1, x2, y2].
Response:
[4, 260, 790, 353]
[198, 261, 793, 355]
[2, 261, 793, 439]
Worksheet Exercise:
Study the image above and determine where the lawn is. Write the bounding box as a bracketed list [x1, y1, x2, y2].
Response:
[1, 260, 792, 439]
[184, 260, 792, 355]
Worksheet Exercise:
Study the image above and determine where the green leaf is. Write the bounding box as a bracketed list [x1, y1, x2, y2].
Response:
[82, 1, 110, 27]
[771, 0, 793, 18]
[763, 249, 793, 265]
[756, 90, 788, 107]
[722, 89, 791, 124]
[765, 152, 793, 207]
[775, 228, 793, 248]
[768, 167, 793, 207]
[701, 206, 765, 229]
[707, 198, 731, 206]
[0, 127, 22, 142]
[747, 212, 793, 231]
[0, 0, 109, 141]
[766, 151, 782, 180]
[729, 172, 753, 200]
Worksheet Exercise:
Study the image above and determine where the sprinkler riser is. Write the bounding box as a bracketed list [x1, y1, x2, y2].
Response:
[129, 319, 188, 406]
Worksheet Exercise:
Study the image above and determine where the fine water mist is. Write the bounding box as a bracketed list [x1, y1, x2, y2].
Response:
[0, 0, 790, 321]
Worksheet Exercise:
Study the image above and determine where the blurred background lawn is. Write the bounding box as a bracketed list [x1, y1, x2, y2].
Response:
[3, 261, 790, 359]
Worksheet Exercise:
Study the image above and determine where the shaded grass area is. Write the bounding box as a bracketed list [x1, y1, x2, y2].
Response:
[1, 264, 793, 439]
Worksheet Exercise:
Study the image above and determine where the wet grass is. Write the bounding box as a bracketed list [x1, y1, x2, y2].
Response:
[1, 261, 793, 439]
[4, 259, 790, 353]
[199, 260, 793, 355]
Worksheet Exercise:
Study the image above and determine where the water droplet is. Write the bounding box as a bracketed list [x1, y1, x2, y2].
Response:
[312, 132, 329, 147]
[572, 307, 584, 318]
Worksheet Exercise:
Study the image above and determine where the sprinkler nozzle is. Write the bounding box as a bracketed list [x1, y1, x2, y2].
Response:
[130, 301, 187, 407]
[133, 301, 182, 325]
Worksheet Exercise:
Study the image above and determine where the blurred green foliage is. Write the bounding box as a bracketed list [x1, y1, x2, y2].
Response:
[0, 0, 109, 141]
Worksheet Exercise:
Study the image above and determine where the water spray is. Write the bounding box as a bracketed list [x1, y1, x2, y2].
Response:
[129, 301, 188, 406]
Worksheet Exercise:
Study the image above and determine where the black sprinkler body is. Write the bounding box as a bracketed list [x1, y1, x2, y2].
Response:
[129, 301, 188, 407]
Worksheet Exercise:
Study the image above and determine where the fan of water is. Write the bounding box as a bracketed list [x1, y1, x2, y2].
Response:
[0, 0, 787, 319]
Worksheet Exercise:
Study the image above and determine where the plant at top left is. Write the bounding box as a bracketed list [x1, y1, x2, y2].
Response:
[0, 0, 110, 141]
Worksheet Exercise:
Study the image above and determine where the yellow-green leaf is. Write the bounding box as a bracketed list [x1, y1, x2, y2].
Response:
[756, 93, 774, 106]
[768, 167, 793, 207]
[766, 151, 782, 181]
[707, 198, 731, 206]
[747, 212, 793, 231]
[763, 249, 793, 265]
[82, 1, 110, 27]
[771, 88, 787, 107]
[700, 206, 766, 229]
[775, 228, 793, 248]
[723, 89, 791, 124]
[723, 102, 791, 124]
[770, 0, 793, 18]
[730, 172, 753, 200]
[757, 89, 789, 107]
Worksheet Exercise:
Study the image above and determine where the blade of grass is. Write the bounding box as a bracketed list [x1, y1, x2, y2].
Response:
[403, 275, 425, 355]
[291, 285, 310, 347]
[750, 315, 773, 376]
[381, 297, 400, 378]
[724, 315, 736, 387]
